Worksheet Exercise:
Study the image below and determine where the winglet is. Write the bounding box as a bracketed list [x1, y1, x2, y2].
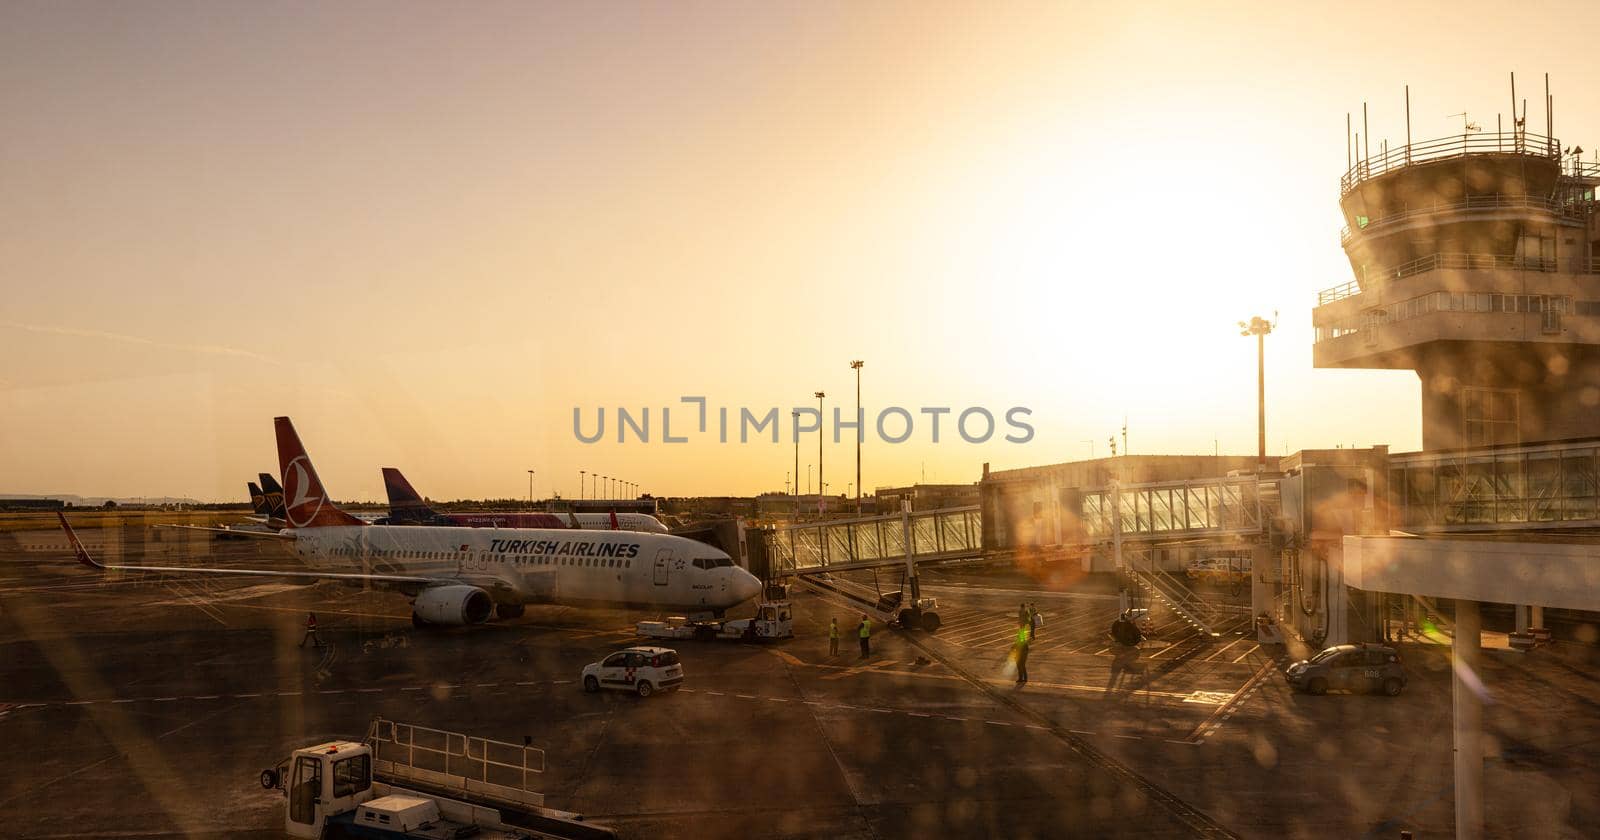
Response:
[57, 513, 104, 570]
[567, 510, 581, 529]
[274, 417, 365, 528]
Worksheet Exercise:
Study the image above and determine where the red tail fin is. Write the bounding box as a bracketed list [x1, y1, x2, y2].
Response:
[274, 417, 365, 528]
[609, 509, 619, 530]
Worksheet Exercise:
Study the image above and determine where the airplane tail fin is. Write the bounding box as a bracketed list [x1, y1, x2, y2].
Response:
[274, 417, 364, 528]
[258, 473, 286, 518]
[381, 467, 444, 524]
[248, 482, 268, 516]
[609, 509, 619, 530]
[58, 513, 104, 570]
[567, 510, 581, 529]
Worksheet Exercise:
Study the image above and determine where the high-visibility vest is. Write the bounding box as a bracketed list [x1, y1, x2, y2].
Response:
[1015, 626, 1029, 647]
[829, 623, 839, 639]
[859, 621, 871, 638]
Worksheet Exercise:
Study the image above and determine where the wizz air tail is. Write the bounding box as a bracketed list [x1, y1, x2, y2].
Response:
[247, 482, 268, 516]
[382, 467, 445, 524]
[259, 473, 286, 519]
[274, 416, 365, 528]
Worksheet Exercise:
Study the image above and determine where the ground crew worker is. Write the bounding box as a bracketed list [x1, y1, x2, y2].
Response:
[1028, 602, 1041, 641]
[300, 611, 324, 649]
[858, 615, 871, 658]
[1013, 622, 1030, 685]
[829, 618, 840, 656]
[1107, 610, 1144, 693]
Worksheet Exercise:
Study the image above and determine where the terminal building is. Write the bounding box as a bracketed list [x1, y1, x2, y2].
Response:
[975, 111, 1600, 653]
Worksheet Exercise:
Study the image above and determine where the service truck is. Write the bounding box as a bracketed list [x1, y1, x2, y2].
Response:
[636, 598, 793, 641]
[259, 717, 614, 839]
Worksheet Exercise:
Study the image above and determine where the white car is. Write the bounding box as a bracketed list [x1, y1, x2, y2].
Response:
[581, 646, 684, 697]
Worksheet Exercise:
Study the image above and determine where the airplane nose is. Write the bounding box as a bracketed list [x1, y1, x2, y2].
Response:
[733, 568, 763, 603]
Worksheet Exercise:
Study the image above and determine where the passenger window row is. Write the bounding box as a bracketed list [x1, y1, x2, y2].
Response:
[327, 546, 631, 569]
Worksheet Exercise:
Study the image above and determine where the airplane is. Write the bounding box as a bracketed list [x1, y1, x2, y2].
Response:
[259, 472, 286, 521]
[381, 467, 669, 533]
[59, 417, 763, 625]
[248, 481, 269, 518]
[204, 480, 285, 537]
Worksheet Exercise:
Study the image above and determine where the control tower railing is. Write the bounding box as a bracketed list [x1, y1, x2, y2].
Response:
[1339, 193, 1583, 246]
[1341, 130, 1560, 195]
[766, 506, 981, 575]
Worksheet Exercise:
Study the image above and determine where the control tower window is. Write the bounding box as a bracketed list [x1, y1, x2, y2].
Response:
[1462, 387, 1519, 448]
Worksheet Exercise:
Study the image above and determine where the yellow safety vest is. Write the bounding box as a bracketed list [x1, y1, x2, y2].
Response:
[829, 623, 839, 639]
[1015, 626, 1029, 647]
[859, 621, 871, 638]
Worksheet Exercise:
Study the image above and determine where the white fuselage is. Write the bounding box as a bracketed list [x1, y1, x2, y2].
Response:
[290, 525, 760, 612]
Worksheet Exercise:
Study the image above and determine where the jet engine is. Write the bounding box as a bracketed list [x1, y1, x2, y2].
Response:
[412, 585, 494, 626]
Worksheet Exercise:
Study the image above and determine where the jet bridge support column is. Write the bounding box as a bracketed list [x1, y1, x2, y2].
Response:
[902, 501, 919, 604]
[1453, 599, 1483, 840]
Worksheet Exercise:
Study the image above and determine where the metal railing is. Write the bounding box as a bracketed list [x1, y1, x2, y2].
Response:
[766, 506, 982, 574]
[366, 717, 545, 809]
[1128, 566, 1224, 637]
[1340, 193, 1581, 245]
[1341, 131, 1560, 194]
[1317, 252, 1570, 306]
[1319, 279, 1363, 305]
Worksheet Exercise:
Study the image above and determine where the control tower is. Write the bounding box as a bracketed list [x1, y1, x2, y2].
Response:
[1313, 96, 1600, 449]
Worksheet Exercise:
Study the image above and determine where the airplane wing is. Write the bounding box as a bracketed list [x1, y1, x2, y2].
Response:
[61, 514, 439, 587]
[153, 523, 291, 539]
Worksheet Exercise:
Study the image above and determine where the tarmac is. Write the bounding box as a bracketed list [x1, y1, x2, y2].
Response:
[3, 523, 1598, 839]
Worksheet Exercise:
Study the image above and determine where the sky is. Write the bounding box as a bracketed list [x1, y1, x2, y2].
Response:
[4, 1, 1600, 502]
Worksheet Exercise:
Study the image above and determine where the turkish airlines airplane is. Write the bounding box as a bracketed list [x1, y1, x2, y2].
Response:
[58, 417, 763, 625]
[381, 467, 669, 533]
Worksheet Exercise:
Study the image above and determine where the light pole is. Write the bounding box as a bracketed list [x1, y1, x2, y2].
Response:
[527, 470, 534, 505]
[579, 470, 586, 500]
[792, 410, 801, 521]
[815, 390, 826, 517]
[850, 360, 863, 515]
[1238, 313, 1277, 472]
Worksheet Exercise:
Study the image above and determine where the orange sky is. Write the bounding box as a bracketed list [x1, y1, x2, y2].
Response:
[4, 1, 1600, 501]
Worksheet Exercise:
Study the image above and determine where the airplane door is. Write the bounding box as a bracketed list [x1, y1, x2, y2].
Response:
[653, 549, 671, 586]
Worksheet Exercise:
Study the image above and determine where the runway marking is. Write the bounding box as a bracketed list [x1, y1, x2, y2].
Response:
[1230, 643, 1261, 664]
[0, 678, 580, 710]
[1203, 636, 1250, 662]
[1185, 654, 1279, 743]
